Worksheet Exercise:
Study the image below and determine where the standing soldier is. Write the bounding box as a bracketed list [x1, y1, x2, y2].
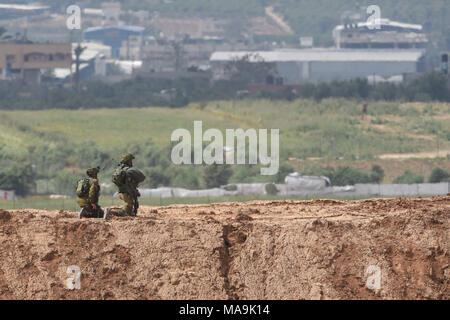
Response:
[76, 167, 104, 219]
[108, 153, 145, 218]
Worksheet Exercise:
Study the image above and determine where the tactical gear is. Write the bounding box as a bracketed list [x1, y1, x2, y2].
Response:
[119, 193, 135, 216]
[121, 153, 135, 164]
[112, 165, 127, 188]
[76, 178, 91, 198]
[78, 204, 104, 219]
[126, 167, 146, 185]
[113, 156, 145, 217]
[86, 167, 100, 177]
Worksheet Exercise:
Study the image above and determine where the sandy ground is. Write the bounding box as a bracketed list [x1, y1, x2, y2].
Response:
[0, 196, 449, 300]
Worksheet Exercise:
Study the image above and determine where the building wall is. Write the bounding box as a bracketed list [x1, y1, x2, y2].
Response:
[0, 43, 72, 71]
[310, 61, 418, 82]
[274, 60, 419, 84]
[84, 29, 143, 58]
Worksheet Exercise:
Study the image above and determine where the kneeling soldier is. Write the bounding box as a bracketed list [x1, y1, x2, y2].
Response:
[109, 153, 145, 218]
[76, 167, 104, 218]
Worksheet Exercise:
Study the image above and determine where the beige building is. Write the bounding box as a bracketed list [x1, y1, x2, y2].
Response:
[0, 43, 72, 84]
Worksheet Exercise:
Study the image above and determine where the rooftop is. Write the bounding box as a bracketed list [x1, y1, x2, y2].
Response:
[0, 3, 49, 11]
[84, 25, 145, 34]
[210, 49, 425, 63]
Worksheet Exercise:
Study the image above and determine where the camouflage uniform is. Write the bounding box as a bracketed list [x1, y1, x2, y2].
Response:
[117, 154, 140, 216]
[77, 167, 104, 218]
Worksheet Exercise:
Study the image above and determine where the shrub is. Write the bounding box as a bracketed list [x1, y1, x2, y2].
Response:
[331, 166, 372, 186]
[0, 164, 37, 196]
[203, 164, 233, 188]
[393, 170, 424, 184]
[274, 163, 294, 183]
[54, 169, 83, 196]
[265, 183, 279, 195]
[223, 184, 238, 191]
[429, 167, 449, 183]
[370, 164, 385, 184]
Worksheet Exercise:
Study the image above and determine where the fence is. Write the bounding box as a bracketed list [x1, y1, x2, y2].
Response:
[136, 182, 449, 199]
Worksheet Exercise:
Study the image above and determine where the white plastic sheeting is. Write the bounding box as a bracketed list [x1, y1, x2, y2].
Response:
[285, 172, 331, 191]
[127, 187, 237, 199]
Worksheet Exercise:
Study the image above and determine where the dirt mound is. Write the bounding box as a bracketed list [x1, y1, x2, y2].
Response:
[0, 196, 448, 300]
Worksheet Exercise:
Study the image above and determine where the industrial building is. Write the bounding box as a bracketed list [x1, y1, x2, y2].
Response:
[0, 42, 72, 85]
[333, 19, 428, 49]
[210, 49, 426, 84]
[83, 25, 145, 58]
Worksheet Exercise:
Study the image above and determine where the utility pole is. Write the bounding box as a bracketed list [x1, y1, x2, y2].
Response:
[73, 43, 86, 91]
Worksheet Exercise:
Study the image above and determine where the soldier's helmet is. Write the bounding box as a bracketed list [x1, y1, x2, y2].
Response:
[86, 167, 100, 177]
[121, 153, 135, 164]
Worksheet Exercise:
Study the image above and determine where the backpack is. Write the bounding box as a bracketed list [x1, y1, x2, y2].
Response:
[126, 168, 146, 185]
[112, 166, 127, 188]
[76, 178, 91, 198]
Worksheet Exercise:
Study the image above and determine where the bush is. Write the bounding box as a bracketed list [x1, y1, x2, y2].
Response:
[274, 163, 294, 183]
[393, 170, 424, 184]
[331, 166, 372, 186]
[370, 164, 385, 184]
[203, 164, 233, 188]
[265, 183, 279, 195]
[429, 167, 449, 183]
[302, 164, 385, 186]
[223, 184, 238, 191]
[0, 165, 37, 196]
[54, 170, 83, 196]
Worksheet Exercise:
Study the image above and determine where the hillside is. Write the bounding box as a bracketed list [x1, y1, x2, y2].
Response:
[2, 1, 449, 50]
[1, 99, 449, 159]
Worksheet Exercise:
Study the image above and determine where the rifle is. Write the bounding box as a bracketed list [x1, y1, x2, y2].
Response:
[133, 193, 139, 216]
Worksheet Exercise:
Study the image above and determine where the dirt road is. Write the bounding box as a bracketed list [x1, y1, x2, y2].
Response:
[0, 196, 448, 299]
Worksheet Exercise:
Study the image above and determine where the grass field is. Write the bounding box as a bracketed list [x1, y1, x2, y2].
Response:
[0, 193, 415, 211]
[1, 99, 449, 160]
[0, 195, 312, 211]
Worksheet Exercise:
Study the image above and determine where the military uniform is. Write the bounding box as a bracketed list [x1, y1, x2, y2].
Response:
[117, 154, 140, 216]
[77, 167, 104, 218]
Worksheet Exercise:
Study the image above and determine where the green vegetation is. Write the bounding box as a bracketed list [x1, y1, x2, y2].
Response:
[2, 99, 448, 160]
[0, 99, 448, 194]
[302, 164, 385, 186]
[203, 163, 233, 188]
[393, 169, 424, 184]
[429, 167, 450, 183]
[0, 164, 36, 196]
[1, 72, 448, 111]
[265, 183, 279, 195]
[0, 194, 405, 211]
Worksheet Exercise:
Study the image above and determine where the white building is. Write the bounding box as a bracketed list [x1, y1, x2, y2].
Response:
[210, 49, 425, 84]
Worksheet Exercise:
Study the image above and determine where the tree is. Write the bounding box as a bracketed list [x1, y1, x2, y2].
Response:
[275, 163, 294, 183]
[393, 170, 424, 184]
[429, 167, 449, 183]
[54, 170, 83, 196]
[330, 166, 372, 186]
[224, 53, 277, 86]
[203, 164, 233, 188]
[370, 164, 385, 184]
[0, 165, 36, 196]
